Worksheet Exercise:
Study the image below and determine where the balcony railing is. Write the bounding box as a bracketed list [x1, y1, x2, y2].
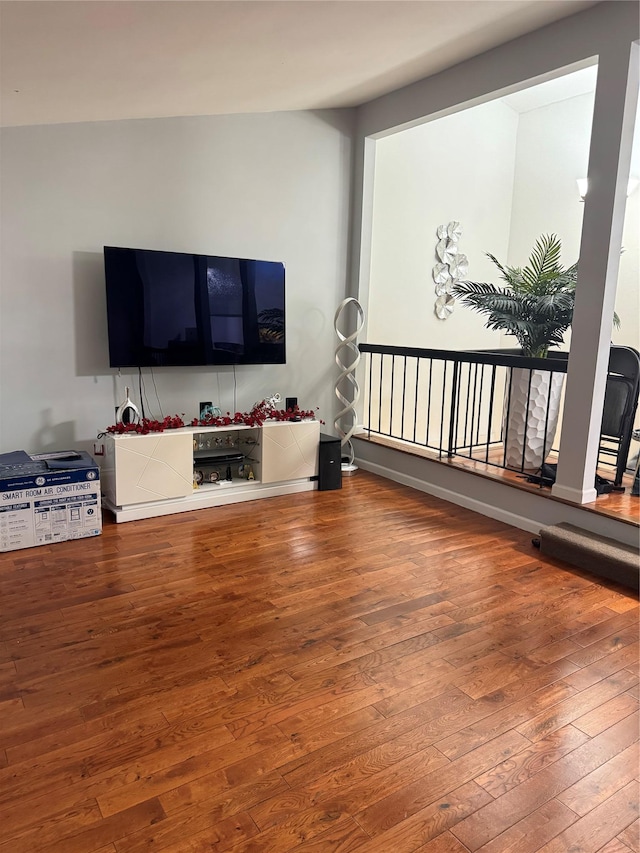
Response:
[359, 344, 569, 476]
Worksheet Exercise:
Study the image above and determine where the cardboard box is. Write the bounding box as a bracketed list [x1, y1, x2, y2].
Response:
[0, 450, 101, 552]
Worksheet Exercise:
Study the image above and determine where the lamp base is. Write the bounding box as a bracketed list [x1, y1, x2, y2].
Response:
[341, 462, 358, 476]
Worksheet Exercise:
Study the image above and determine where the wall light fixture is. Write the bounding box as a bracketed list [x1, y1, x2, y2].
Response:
[577, 176, 640, 201]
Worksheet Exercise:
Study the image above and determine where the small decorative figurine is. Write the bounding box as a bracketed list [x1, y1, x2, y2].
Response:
[115, 387, 141, 425]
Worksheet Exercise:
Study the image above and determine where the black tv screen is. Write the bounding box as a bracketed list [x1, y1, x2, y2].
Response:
[104, 246, 286, 367]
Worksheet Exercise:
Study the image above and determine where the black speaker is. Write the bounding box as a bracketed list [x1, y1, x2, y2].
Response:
[318, 433, 342, 491]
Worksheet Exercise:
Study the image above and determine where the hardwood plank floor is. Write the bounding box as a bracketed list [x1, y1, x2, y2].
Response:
[0, 471, 637, 853]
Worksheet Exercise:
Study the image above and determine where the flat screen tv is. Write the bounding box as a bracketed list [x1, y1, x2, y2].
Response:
[104, 246, 286, 367]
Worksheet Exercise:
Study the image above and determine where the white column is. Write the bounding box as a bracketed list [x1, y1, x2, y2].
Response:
[552, 42, 639, 504]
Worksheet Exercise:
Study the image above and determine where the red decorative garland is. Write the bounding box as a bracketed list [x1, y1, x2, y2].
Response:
[105, 404, 319, 435]
[105, 414, 186, 435]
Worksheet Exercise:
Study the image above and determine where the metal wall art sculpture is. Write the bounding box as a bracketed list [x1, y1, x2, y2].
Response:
[433, 221, 467, 320]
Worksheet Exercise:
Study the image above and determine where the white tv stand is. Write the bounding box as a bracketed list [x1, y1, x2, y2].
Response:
[101, 420, 320, 522]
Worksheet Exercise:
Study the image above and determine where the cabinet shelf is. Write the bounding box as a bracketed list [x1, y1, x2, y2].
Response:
[195, 477, 261, 491]
[193, 452, 244, 465]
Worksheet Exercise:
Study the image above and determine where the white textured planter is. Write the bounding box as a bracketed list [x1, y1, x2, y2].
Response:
[504, 367, 565, 470]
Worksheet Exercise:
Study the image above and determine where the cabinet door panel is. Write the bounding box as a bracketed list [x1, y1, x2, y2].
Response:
[114, 433, 193, 505]
[261, 422, 319, 484]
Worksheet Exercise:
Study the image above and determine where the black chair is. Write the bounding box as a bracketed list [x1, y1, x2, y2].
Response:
[599, 345, 640, 490]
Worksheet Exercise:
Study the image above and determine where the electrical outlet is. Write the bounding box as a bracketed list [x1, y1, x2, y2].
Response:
[93, 443, 104, 456]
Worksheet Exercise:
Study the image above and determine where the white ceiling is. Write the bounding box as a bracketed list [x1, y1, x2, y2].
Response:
[0, 0, 599, 128]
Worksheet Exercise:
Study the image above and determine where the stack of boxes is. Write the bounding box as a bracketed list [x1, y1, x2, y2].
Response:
[0, 450, 101, 552]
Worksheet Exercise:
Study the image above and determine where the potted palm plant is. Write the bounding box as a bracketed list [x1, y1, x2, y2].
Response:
[451, 233, 618, 469]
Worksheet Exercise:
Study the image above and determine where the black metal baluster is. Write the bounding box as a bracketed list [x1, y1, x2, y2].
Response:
[485, 365, 497, 463]
[447, 359, 459, 459]
[377, 353, 383, 435]
[462, 362, 471, 454]
[520, 368, 534, 472]
[469, 363, 480, 456]
[542, 367, 553, 464]
[502, 368, 513, 468]
[426, 359, 433, 449]
[366, 351, 373, 438]
[401, 356, 408, 440]
[389, 355, 396, 436]
[413, 358, 420, 445]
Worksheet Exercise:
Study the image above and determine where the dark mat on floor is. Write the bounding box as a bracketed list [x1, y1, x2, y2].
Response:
[538, 522, 639, 591]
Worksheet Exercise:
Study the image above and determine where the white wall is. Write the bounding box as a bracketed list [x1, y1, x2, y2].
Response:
[0, 110, 354, 454]
[508, 90, 639, 354]
[508, 92, 593, 264]
[367, 100, 519, 350]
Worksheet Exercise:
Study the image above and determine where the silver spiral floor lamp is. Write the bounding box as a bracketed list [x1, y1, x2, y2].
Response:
[334, 297, 365, 475]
